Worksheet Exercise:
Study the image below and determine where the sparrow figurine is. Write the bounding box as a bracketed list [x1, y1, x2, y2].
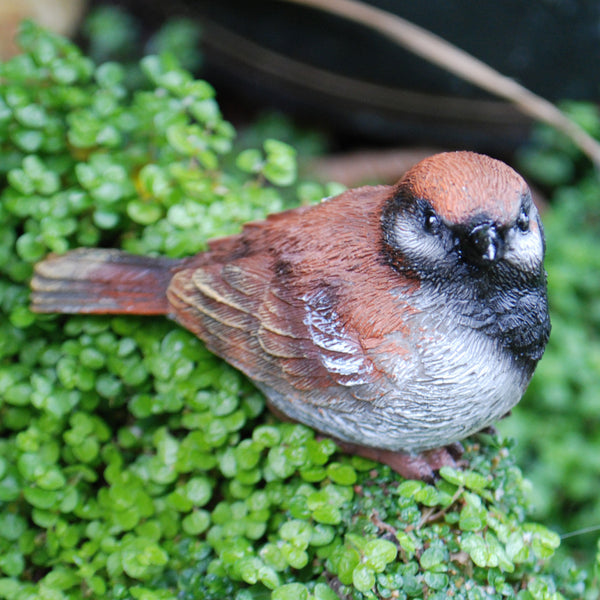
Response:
[31, 151, 551, 479]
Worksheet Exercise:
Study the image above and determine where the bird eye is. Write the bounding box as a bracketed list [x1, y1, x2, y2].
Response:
[424, 208, 441, 234]
[516, 205, 530, 232]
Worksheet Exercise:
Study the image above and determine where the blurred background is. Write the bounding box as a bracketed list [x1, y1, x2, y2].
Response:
[4, 0, 600, 156]
[4, 0, 600, 567]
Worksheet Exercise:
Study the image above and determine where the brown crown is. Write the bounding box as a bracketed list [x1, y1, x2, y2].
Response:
[397, 151, 529, 225]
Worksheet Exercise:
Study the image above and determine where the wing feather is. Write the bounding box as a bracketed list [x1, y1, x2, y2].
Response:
[167, 256, 384, 400]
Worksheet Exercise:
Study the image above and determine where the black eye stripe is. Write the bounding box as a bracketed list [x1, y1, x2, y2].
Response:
[517, 204, 530, 232]
[416, 199, 441, 234]
[516, 192, 534, 232]
[424, 210, 440, 232]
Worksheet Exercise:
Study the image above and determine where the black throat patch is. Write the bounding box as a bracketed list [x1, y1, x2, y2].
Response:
[458, 263, 551, 377]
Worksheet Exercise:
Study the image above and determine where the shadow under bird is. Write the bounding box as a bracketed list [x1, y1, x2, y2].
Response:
[30, 151, 551, 479]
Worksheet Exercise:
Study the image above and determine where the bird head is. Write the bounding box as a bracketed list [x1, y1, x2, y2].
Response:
[381, 151, 545, 281]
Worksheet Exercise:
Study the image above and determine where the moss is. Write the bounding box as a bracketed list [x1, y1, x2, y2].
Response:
[0, 19, 597, 600]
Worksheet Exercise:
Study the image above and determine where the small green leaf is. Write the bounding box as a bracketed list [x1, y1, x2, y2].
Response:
[460, 532, 490, 567]
[414, 485, 444, 507]
[15, 104, 47, 128]
[525, 523, 561, 559]
[459, 492, 487, 531]
[506, 531, 528, 563]
[352, 564, 376, 593]
[7, 168, 35, 195]
[272, 583, 309, 600]
[23, 487, 60, 509]
[95, 61, 125, 87]
[93, 210, 120, 229]
[306, 438, 336, 466]
[236, 148, 263, 174]
[127, 200, 163, 225]
[260, 543, 286, 571]
[485, 531, 515, 573]
[419, 546, 448, 571]
[16, 232, 45, 262]
[36, 466, 66, 490]
[396, 480, 424, 497]
[185, 476, 212, 506]
[424, 571, 449, 590]
[314, 583, 340, 600]
[336, 546, 360, 585]
[364, 539, 398, 572]
[280, 543, 309, 569]
[310, 523, 335, 547]
[0, 551, 24, 577]
[262, 139, 297, 186]
[280, 519, 313, 549]
[464, 471, 490, 492]
[439, 466, 465, 486]
[121, 537, 168, 580]
[12, 129, 43, 152]
[396, 530, 417, 556]
[267, 446, 296, 479]
[182, 510, 210, 535]
[0, 513, 27, 541]
[326, 462, 357, 486]
[312, 504, 342, 525]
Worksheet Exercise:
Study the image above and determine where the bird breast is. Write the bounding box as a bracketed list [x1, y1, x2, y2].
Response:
[260, 281, 530, 453]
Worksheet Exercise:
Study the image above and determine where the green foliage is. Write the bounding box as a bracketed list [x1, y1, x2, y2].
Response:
[83, 4, 203, 86]
[0, 19, 597, 600]
[502, 103, 600, 558]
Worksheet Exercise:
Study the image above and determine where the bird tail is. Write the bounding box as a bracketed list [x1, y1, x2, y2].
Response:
[30, 248, 183, 315]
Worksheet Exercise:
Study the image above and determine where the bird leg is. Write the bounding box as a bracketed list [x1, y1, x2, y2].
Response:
[264, 401, 464, 481]
[333, 439, 464, 482]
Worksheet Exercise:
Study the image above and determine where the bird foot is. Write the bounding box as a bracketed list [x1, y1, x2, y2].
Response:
[334, 439, 464, 481]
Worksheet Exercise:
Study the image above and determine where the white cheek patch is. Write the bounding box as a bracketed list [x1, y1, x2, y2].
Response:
[503, 216, 545, 271]
[391, 218, 450, 269]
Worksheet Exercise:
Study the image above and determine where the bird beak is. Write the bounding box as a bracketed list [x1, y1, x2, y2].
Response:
[462, 222, 505, 265]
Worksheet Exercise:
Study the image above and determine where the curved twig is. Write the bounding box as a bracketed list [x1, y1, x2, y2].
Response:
[281, 0, 600, 167]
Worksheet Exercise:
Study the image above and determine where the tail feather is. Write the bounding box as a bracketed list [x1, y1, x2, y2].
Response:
[30, 248, 182, 315]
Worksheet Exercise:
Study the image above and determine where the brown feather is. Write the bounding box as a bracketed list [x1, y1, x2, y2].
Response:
[165, 184, 412, 404]
[30, 248, 182, 314]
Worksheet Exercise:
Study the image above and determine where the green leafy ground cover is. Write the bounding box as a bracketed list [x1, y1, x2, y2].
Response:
[502, 106, 600, 552]
[0, 19, 598, 600]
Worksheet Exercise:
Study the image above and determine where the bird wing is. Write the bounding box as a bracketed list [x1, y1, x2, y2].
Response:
[166, 255, 383, 405]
